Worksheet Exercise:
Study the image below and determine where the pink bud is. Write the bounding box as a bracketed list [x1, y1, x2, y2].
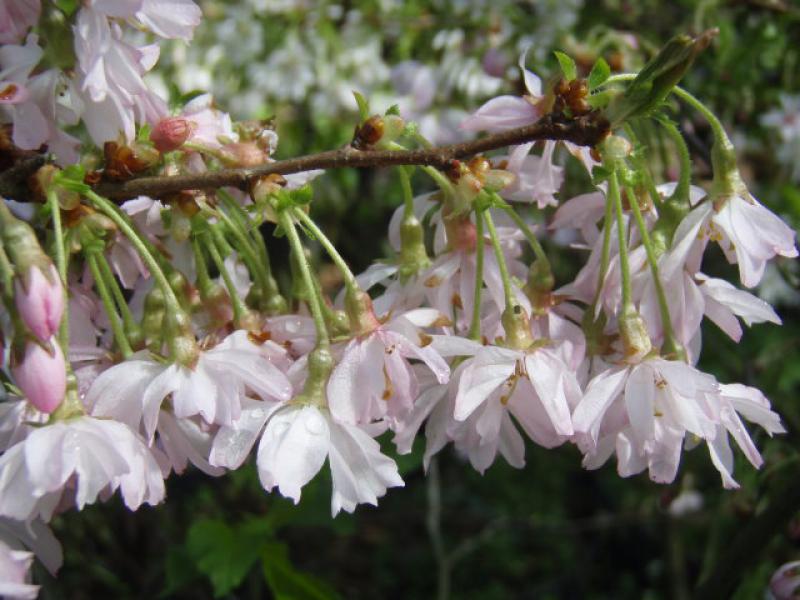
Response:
[14, 263, 64, 341]
[150, 116, 195, 153]
[12, 338, 66, 413]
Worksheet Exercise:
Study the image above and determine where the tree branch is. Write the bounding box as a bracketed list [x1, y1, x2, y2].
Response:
[91, 112, 608, 201]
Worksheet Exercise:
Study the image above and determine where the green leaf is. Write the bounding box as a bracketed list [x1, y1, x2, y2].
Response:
[262, 542, 340, 600]
[352, 91, 370, 122]
[385, 104, 401, 116]
[587, 57, 611, 90]
[553, 51, 577, 81]
[186, 519, 264, 598]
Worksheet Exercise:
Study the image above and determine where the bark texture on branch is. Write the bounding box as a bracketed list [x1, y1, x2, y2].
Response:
[92, 112, 608, 201]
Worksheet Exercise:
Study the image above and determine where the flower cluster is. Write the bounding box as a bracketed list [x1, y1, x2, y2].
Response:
[0, 6, 796, 597]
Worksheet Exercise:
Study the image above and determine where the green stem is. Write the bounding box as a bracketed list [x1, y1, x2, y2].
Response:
[591, 190, 616, 310]
[86, 251, 133, 358]
[467, 210, 485, 341]
[46, 190, 67, 284]
[496, 199, 550, 268]
[398, 166, 415, 219]
[94, 251, 138, 339]
[46, 188, 69, 350]
[0, 241, 14, 302]
[483, 210, 515, 309]
[207, 229, 248, 324]
[191, 234, 213, 292]
[422, 166, 456, 198]
[292, 207, 358, 290]
[278, 210, 330, 348]
[625, 183, 682, 355]
[609, 171, 633, 310]
[84, 190, 181, 310]
[659, 119, 692, 205]
[623, 123, 663, 210]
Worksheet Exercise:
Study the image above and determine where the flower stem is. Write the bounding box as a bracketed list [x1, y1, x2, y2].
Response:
[658, 119, 692, 206]
[94, 251, 139, 343]
[496, 198, 550, 269]
[467, 210, 485, 341]
[398, 166, 415, 219]
[86, 250, 133, 358]
[207, 228, 248, 325]
[292, 207, 357, 290]
[591, 189, 616, 311]
[46, 188, 70, 350]
[625, 183, 684, 357]
[483, 210, 515, 309]
[278, 210, 330, 348]
[609, 171, 633, 310]
[84, 190, 181, 311]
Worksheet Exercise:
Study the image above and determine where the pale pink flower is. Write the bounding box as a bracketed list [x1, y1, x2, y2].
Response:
[499, 140, 564, 208]
[687, 194, 798, 288]
[461, 51, 544, 133]
[0, 517, 62, 576]
[0, 0, 40, 45]
[87, 331, 292, 438]
[0, 35, 81, 163]
[0, 539, 38, 600]
[14, 263, 63, 341]
[256, 404, 403, 516]
[177, 93, 237, 151]
[156, 410, 224, 477]
[11, 339, 65, 414]
[572, 358, 783, 486]
[697, 275, 781, 342]
[73, 8, 168, 144]
[0, 417, 165, 521]
[770, 561, 800, 600]
[327, 308, 450, 426]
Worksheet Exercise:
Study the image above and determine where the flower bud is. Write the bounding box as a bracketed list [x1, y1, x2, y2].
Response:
[770, 561, 800, 600]
[14, 262, 64, 341]
[12, 338, 66, 413]
[150, 116, 195, 153]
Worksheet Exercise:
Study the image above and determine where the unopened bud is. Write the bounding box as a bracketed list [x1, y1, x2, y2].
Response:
[12, 338, 66, 413]
[14, 263, 64, 341]
[150, 116, 195, 153]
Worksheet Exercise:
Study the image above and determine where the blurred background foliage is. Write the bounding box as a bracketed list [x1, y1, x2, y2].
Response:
[42, 0, 800, 597]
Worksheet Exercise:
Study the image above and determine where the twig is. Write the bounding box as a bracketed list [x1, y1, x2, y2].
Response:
[92, 112, 609, 201]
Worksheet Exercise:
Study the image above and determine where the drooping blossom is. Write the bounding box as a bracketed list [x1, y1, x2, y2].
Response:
[0, 417, 165, 522]
[572, 357, 784, 487]
[87, 330, 292, 439]
[0, 539, 38, 600]
[327, 307, 450, 426]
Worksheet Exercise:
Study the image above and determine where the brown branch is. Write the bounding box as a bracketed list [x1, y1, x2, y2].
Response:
[93, 112, 609, 201]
